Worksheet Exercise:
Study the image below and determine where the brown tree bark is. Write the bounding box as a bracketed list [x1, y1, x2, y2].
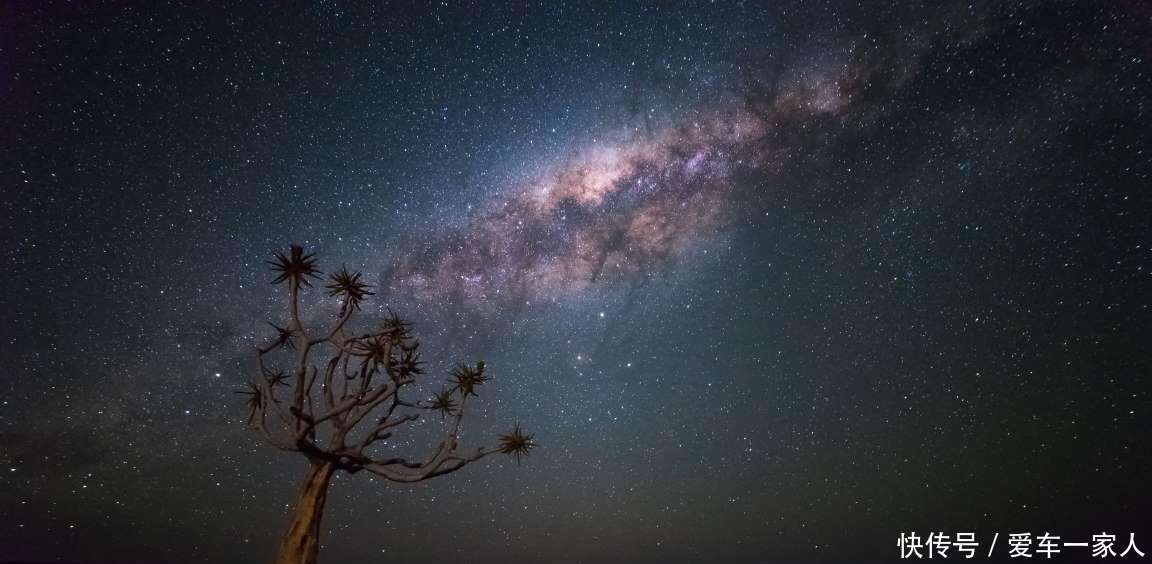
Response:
[247, 246, 533, 563]
[275, 461, 336, 564]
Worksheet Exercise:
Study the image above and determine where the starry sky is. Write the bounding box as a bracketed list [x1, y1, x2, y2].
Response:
[2, 1, 1150, 563]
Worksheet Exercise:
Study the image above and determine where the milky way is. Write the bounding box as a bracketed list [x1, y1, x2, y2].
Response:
[381, 65, 868, 308]
[374, 3, 991, 313]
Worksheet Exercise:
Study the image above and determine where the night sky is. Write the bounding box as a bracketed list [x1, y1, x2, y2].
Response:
[2, 1, 1151, 563]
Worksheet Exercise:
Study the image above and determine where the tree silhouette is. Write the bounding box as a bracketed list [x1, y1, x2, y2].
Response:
[240, 245, 534, 564]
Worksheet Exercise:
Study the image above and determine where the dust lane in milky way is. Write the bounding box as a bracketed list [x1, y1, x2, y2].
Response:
[379, 58, 884, 308]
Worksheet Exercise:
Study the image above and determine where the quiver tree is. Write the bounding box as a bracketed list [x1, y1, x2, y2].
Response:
[239, 245, 534, 564]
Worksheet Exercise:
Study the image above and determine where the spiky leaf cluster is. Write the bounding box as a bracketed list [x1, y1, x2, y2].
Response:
[380, 310, 414, 346]
[235, 382, 264, 424]
[267, 322, 296, 350]
[326, 265, 374, 310]
[246, 245, 538, 483]
[264, 368, 290, 388]
[388, 344, 424, 383]
[267, 244, 320, 287]
[497, 423, 535, 464]
[449, 361, 488, 397]
[428, 387, 459, 417]
[356, 336, 392, 365]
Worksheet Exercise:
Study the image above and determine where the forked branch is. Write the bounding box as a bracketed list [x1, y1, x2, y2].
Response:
[241, 244, 535, 481]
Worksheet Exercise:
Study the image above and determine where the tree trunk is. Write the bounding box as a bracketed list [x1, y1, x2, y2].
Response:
[275, 461, 336, 564]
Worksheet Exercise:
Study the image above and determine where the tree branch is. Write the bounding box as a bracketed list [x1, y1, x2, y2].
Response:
[247, 245, 533, 486]
[362, 445, 498, 483]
